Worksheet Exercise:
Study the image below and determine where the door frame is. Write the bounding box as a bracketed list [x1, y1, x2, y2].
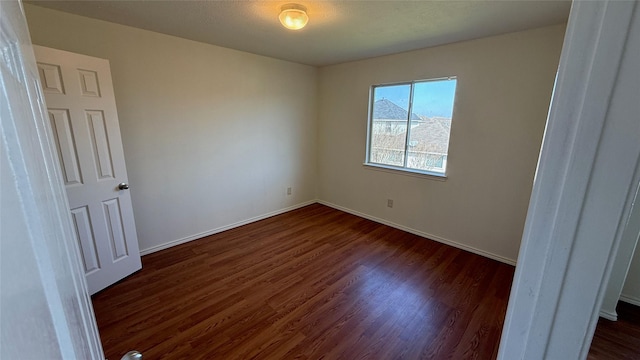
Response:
[498, 0, 640, 358]
[1, 0, 103, 358]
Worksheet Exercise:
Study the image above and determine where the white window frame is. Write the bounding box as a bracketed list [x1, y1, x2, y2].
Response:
[364, 77, 457, 179]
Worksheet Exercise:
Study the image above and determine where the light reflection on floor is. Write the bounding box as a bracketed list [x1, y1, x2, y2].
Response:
[356, 265, 432, 330]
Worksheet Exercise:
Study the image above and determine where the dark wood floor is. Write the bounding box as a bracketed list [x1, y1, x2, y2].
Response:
[589, 301, 640, 360]
[92, 204, 515, 360]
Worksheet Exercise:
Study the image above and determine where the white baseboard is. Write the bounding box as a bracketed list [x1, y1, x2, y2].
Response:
[139, 200, 317, 256]
[140, 199, 518, 266]
[599, 309, 618, 321]
[620, 294, 640, 306]
[600, 294, 640, 320]
[317, 200, 517, 266]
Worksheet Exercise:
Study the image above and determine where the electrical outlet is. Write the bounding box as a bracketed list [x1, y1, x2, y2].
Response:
[387, 199, 393, 208]
[287, 187, 292, 196]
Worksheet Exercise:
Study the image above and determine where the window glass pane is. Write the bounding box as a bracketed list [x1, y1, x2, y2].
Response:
[370, 84, 411, 167]
[406, 79, 456, 173]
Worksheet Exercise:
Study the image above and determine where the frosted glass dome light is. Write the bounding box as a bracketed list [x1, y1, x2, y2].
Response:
[279, 4, 309, 30]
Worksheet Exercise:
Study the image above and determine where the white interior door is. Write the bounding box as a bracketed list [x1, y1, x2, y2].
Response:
[34, 45, 141, 295]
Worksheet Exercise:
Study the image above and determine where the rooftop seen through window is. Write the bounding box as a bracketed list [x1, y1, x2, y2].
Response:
[366, 78, 457, 177]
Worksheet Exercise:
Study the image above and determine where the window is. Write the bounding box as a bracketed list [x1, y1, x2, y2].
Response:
[366, 77, 457, 177]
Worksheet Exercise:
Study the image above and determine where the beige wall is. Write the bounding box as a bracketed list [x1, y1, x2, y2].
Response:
[26, 4, 565, 263]
[317, 25, 565, 263]
[25, 5, 318, 253]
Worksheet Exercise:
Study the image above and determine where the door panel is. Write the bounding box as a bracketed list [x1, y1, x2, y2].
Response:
[37, 62, 65, 94]
[70, 206, 100, 274]
[35, 45, 141, 295]
[48, 108, 83, 185]
[102, 198, 129, 260]
[86, 110, 115, 179]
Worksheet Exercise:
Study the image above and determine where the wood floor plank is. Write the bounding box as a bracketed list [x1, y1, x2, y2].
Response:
[92, 204, 516, 359]
[589, 301, 640, 360]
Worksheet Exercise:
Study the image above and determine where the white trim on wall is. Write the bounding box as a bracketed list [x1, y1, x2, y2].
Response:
[1, 1, 103, 357]
[620, 294, 640, 307]
[598, 310, 617, 322]
[318, 200, 516, 266]
[139, 200, 317, 255]
[498, 1, 640, 359]
[141, 198, 517, 266]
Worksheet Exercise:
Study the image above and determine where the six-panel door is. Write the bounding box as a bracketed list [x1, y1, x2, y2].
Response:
[35, 45, 142, 295]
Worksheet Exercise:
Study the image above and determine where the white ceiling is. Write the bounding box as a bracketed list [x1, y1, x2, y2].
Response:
[27, 0, 571, 67]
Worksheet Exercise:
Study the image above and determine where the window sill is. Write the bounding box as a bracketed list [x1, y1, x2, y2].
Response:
[362, 163, 447, 181]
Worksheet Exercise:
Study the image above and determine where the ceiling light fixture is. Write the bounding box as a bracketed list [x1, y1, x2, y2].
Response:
[279, 3, 309, 30]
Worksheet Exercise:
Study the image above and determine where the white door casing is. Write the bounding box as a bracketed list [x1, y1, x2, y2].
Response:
[498, 1, 640, 359]
[1, 0, 103, 358]
[34, 45, 142, 295]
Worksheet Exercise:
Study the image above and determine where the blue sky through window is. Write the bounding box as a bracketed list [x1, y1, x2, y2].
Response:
[374, 78, 457, 118]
